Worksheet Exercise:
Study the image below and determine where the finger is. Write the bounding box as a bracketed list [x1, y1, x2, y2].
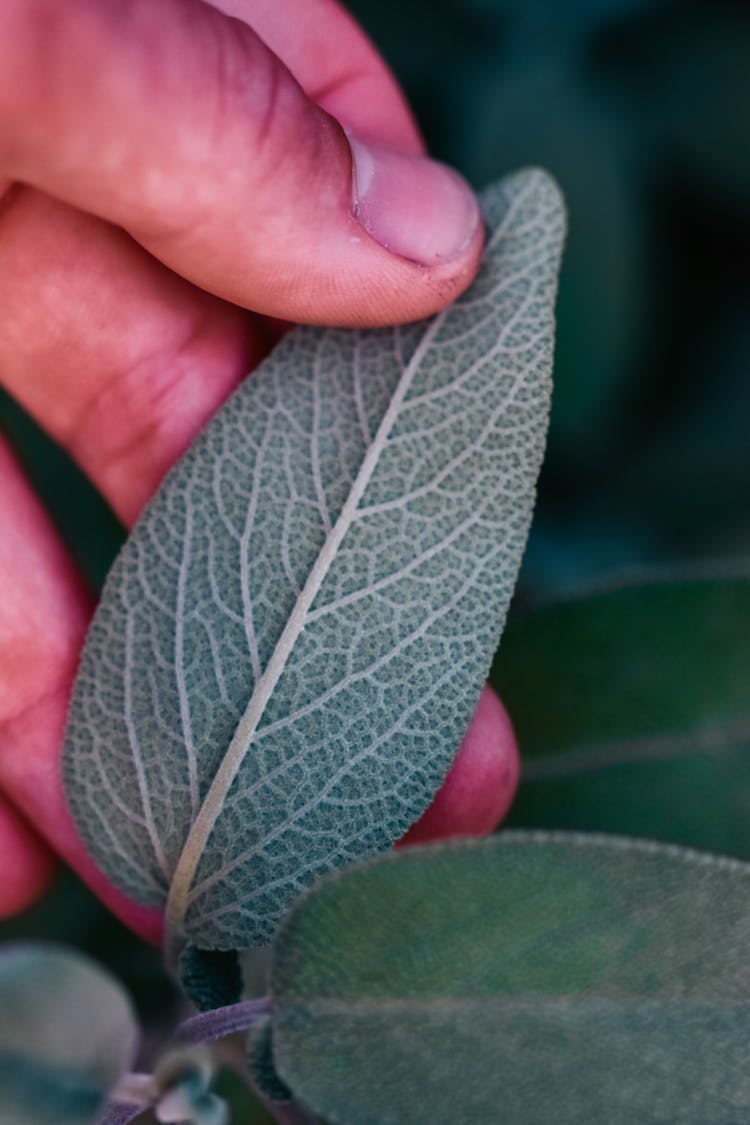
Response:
[1, 0, 482, 326]
[207, 0, 424, 152]
[398, 686, 520, 846]
[0, 435, 163, 940]
[0, 790, 56, 917]
[0, 187, 263, 525]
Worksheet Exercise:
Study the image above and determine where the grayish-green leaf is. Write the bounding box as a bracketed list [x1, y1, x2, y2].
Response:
[247, 1022, 293, 1106]
[63, 169, 564, 953]
[269, 834, 750, 1125]
[491, 574, 750, 854]
[0, 944, 138, 1125]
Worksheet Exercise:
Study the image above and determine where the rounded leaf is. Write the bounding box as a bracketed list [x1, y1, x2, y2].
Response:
[269, 834, 750, 1124]
[0, 943, 139, 1125]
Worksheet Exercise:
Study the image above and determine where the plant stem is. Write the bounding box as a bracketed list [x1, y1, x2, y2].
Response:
[98, 1100, 145, 1125]
[173, 996, 272, 1046]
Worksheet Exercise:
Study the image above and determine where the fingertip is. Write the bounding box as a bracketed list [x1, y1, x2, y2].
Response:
[349, 134, 481, 268]
[398, 685, 520, 847]
[1, 0, 484, 327]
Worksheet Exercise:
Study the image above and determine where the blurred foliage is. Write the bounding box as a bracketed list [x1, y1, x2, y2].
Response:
[491, 575, 750, 855]
[347, 0, 750, 597]
[1, 0, 749, 1119]
[0, 870, 177, 1045]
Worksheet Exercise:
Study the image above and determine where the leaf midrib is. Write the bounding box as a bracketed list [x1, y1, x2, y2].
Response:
[276, 994, 747, 1014]
[163, 310, 446, 959]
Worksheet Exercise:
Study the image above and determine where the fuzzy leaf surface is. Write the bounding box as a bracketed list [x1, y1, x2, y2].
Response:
[0, 944, 138, 1125]
[64, 169, 564, 951]
[269, 834, 750, 1125]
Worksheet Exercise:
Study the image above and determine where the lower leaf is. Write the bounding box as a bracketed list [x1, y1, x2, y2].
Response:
[267, 834, 750, 1124]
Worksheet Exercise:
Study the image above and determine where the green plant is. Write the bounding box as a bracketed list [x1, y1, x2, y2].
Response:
[3, 169, 573, 1124]
[3, 140, 750, 1122]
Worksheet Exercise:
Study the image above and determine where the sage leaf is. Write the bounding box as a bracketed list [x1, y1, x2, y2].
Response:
[63, 168, 565, 953]
[491, 574, 750, 855]
[0, 944, 138, 1125]
[268, 834, 750, 1125]
[178, 947, 243, 1013]
[247, 1022, 293, 1106]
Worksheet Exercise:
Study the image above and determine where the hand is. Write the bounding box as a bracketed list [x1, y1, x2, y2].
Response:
[0, 0, 518, 939]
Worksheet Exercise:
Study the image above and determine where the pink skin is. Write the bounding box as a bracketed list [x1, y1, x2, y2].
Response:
[0, 792, 56, 916]
[400, 688, 520, 847]
[0, 0, 519, 941]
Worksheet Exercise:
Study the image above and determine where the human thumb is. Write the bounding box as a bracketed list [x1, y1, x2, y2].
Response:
[1, 0, 483, 325]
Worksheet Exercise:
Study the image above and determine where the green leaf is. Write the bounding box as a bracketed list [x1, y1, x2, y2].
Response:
[491, 575, 750, 854]
[493, 574, 750, 759]
[268, 834, 750, 1125]
[63, 169, 565, 953]
[508, 736, 750, 857]
[246, 1022, 293, 1105]
[178, 947, 243, 1013]
[0, 944, 139, 1125]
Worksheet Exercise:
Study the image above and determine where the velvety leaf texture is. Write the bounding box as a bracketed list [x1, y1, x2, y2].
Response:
[269, 834, 750, 1125]
[178, 946, 243, 1013]
[63, 169, 565, 952]
[246, 1023, 294, 1107]
[0, 944, 138, 1125]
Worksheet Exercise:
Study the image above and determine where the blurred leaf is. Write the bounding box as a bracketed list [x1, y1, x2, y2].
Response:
[0, 944, 138, 1125]
[268, 835, 750, 1124]
[349, 0, 674, 76]
[492, 575, 750, 853]
[517, 504, 659, 602]
[247, 1022, 292, 1105]
[492, 575, 750, 760]
[507, 735, 750, 856]
[0, 870, 178, 1035]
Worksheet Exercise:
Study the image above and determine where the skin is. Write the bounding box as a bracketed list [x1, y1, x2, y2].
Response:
[0, 0, 520, 940]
